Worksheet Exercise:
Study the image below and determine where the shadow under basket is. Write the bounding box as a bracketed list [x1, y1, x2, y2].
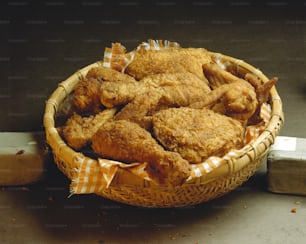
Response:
[43, 52, 284, 208]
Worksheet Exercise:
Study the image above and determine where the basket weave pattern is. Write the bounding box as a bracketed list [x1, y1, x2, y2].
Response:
[44, 54, 283, 207]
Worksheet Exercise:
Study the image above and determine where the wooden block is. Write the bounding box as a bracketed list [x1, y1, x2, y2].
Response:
[267, 136, 306, 195]
[0, 132, 49, 186]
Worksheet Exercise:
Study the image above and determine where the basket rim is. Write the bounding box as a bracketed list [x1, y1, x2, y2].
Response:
[43, 52, 284, 187]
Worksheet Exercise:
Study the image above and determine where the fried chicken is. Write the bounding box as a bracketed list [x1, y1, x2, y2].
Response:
[101, 72, 211, 128]
[62, 108, 116, 150]
[125, 48, 211, 81]
[101, 72, 210, 108]
[73, 67, 137, 113]
[244, 73, 278, 124]
[152, 107, 245, 164]
[100, 79, 140, 108]
[190, 81, 258, 123]
[114, 90, 162, 129]
[92, 120, 191, 185]
[73, 78, 102, 113]
[190, 63, 277, 124]
[86, 66, 136, 83]
[60, 43, 278, 187]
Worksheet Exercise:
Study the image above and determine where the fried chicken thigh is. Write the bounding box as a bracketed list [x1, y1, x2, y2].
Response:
[92, 120, 191, 185]
[152, 107, 245, 164]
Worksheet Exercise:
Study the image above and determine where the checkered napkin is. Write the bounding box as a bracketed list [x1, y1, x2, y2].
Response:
[69, 40, 272, 195]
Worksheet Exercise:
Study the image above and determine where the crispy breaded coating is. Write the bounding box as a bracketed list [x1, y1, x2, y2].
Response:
[114, 90, 161, 129]
[73, 67, 137, 113]
[190, 63, 277, 124]
[190, 81, 258, 123]
[189, 63, 258, 123]
[91, 120, 191, 185]
[86, 66, 136, 83]
[100, 79, 140, 108]
[153, 107, 245, 164]
[62, 108, 116, 150]
[101, 72, 210, 111]
[62, 45, 277, 187]
[113, 72, 211, 129]
[100, 72, 210, 108]
[125, 48, 211, 81]
[101, 71, 210, 125]
[73, 78, 102, 113]
[244, 73, 278, 124]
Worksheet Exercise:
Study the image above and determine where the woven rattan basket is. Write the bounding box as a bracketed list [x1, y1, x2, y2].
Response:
[44, 52, 283, 208]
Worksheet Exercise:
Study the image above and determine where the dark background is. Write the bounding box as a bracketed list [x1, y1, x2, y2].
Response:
[0, 0, 305, 136]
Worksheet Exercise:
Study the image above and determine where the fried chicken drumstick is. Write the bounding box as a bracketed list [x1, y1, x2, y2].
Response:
[92, 120, 191, 185]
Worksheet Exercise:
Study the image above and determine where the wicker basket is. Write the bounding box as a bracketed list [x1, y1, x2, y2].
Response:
[43, 52, 283, 208]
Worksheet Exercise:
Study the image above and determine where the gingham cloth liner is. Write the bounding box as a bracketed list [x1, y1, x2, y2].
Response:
[69, 40, 272, 195]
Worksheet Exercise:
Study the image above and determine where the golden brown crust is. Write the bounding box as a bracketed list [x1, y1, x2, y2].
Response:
[73, 66, 138, 112]
[244, 73, 278, 125]
[60, 45, 277, 186]
[100, 72, 210, 109]
[125, 48, 211, 81]
[73, 78, 102, 113]
[113, 72, 211, 129]
[62, 108, 116, 150]
[189, 63, 259, 124]
[91, 120, 191, 185]
[100, 79, 140, 108]
[153, 107, 245, 164]
[86, 66, 136, 83]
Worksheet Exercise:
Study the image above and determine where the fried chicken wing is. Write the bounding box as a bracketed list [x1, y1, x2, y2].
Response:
[125, 48, 211, 81]
[190, 81, 258, 123]
[244, 73, 278, 124]
[152, 107, 245, 164]
[62, 108, 116, 150]
[190, 63, 277, 124]
[92, 120, 191, 185]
